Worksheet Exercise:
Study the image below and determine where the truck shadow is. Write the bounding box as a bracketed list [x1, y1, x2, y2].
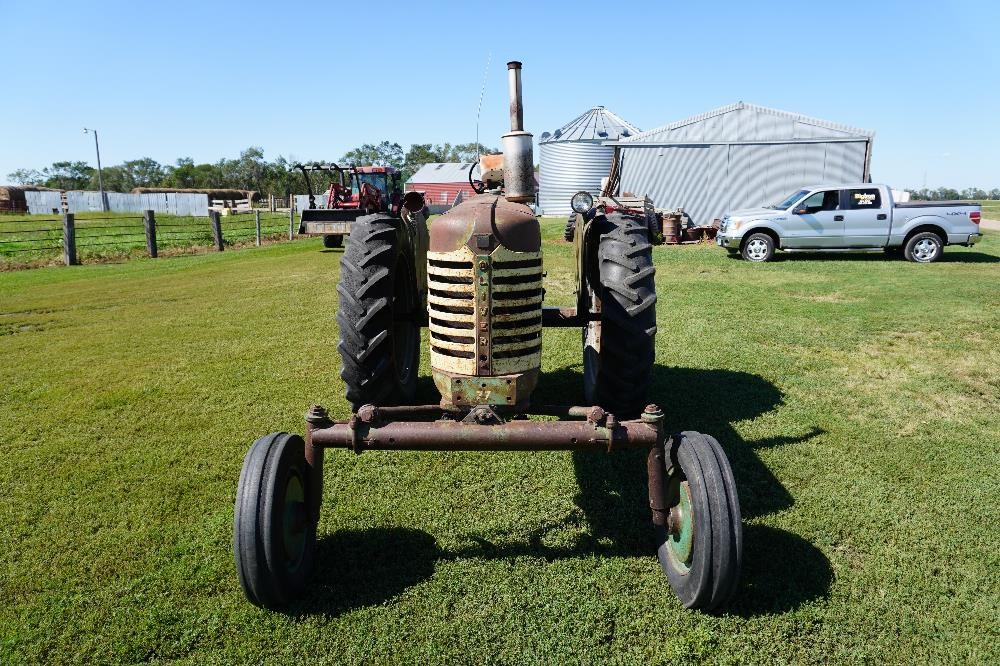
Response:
[726, 251, 998, 263]
[294, 365, 831, 617]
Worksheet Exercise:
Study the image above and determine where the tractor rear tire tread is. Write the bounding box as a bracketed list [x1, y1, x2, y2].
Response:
[337, 214, 418, 409]
[584, 212, 657, 417]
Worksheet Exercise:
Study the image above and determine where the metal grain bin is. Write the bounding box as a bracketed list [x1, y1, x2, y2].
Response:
[538, 107, 639, 216]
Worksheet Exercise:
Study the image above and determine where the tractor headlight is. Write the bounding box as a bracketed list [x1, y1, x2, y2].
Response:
[570, 191, 594, 214]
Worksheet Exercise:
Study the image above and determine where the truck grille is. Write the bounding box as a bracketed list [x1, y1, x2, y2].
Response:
[427, 245, 543, 376]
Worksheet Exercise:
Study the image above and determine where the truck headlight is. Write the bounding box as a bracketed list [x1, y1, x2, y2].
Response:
[728, 217, 742, 231]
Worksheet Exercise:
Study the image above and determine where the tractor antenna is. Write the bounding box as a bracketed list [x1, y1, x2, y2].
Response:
[475, 52, 491, 163]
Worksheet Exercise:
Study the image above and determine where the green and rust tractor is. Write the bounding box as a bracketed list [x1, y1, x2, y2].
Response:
[234, 61, 742, 612]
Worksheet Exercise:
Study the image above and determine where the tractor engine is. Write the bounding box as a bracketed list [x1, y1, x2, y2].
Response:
[427, 62, 542, 410]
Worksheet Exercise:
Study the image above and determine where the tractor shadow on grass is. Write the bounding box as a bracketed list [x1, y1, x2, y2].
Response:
[294, 527, 439, 617]
[295, 366, 832, 617]
[534, 364, 832, 615]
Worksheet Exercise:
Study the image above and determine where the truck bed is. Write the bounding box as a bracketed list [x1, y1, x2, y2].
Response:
[895, 200, 979, 208]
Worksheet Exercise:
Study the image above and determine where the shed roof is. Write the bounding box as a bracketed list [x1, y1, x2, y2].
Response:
[611, 102, 873, 145]
[407, 162, 479, 184]
[540, 106, 640, 144]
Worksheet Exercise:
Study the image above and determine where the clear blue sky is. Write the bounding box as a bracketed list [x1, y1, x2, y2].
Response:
[2, 0, 997, 190]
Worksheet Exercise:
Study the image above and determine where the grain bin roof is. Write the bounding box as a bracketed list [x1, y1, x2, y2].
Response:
[406, 163, 480, 184]
[540, 106, 640, 144]
[610, 102, 873, 145]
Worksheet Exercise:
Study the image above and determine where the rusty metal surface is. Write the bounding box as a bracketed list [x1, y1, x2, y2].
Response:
[427, 242, 542, 383]
[541, 306, 600, 328]
[308, 413, 661, 452]
[647, 444, 668, 527]
[429, 195, 540, 254]
[433, 369, 539, 409]
[501, 61, 534, 204]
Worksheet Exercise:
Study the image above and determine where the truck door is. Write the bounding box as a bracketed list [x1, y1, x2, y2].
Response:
[785, 189, 843, 248]
[841, 187, 886, 247]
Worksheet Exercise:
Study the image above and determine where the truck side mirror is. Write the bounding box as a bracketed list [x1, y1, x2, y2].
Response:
[793, 207, 807, 215]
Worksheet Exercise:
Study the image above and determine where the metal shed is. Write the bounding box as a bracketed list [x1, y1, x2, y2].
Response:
[609, 102, 874, 224]
[539, 107, 639, 216]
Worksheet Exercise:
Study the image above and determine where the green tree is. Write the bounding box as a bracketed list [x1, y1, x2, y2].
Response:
[341, 141, 404, 169]
[41, 161, 94, 190]
[6, 168, 44, 186]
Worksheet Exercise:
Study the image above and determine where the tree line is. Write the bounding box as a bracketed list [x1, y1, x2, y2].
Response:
[5, 141, 496, 195]
[9, 148, 998, 201]
[907, 187, 1000, 201]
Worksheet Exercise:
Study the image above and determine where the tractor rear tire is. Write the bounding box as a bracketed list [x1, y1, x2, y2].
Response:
[234, 432, 318, 610]
[583, 212, 656, 418]
[337, 214, 420, 409]
[323, 234, 343, 249]
[656, 431, 743, 611]
[564, 215, 576, 242]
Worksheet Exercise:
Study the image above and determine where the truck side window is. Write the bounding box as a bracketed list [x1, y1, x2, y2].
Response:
[848, 189, 881, 209]
[800, 190, 840, 214]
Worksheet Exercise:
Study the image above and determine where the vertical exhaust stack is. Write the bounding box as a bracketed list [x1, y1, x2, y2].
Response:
[502, 61, 534, 204]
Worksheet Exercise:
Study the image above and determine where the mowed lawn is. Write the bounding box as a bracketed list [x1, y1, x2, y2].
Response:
[1, 220, 998, 663]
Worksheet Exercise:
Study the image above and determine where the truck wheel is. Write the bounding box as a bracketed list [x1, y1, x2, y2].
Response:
[563, 215, 576, 242]
[234, 432, 318, 610]
[337, 214, 419, 409]
[583, 212, 656, 418]
[904, 231, 943, 263]
[656, 431, 743, 611]
[323, 234, 343, 249]
[741, 233, 774, 262]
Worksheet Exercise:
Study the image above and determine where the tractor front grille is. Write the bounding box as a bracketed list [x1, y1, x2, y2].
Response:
[427, 245, 543, 376]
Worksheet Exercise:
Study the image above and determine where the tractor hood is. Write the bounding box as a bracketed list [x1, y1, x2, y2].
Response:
[429, 194, 540, 255]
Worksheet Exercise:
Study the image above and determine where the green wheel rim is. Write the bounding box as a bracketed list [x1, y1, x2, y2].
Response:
[666, 476, 695, 574]
[282, 473, 307, 571]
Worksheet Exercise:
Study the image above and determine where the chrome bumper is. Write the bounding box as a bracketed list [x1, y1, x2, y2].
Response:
[716, 234, 741, 249]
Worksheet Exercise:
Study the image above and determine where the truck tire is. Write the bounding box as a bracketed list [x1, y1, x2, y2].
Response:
[337, 214, 419, 409]
[583, 212, 656, 418]
[741, 232, 775, 262]
[903, 231, 943, 263]
[323, 234, 343, 249]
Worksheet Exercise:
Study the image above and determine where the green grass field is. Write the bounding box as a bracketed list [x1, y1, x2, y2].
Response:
[2, 220, 998, 663]
[980, 200, 1000, 218]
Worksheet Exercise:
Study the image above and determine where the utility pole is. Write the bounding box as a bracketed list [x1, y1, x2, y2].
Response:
[83, 127, 107, 212]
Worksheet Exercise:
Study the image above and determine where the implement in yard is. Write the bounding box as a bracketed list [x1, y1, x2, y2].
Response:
[234, 61, 743, 613]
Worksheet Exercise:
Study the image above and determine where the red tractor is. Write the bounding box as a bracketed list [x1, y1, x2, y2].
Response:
[296, 163, 406, 248]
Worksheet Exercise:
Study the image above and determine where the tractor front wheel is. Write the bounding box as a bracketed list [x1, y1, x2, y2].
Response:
[323, 234, 343, 249]
[234, 432, 319, 610]
[656, 431, 742, 611]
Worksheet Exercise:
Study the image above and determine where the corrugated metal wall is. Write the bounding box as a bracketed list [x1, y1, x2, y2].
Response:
[25, 191, 209, 216]
[619, 140, 869, 224]
[538, 142, 615, 216]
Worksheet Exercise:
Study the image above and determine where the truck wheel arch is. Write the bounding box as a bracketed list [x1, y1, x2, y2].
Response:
[740, 226, 780, 250]
[902, 223, 947, 247]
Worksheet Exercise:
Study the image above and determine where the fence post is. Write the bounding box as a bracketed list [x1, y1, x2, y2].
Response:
[255, 210, 262, 247]
[288, 208, 294, 241]
[210, 210, 224, 251]
[62, 213, 77, 266]
[143, 210, 158, 258]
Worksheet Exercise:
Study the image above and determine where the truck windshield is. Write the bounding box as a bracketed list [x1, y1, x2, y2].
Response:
[768, 189, 810, 209]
